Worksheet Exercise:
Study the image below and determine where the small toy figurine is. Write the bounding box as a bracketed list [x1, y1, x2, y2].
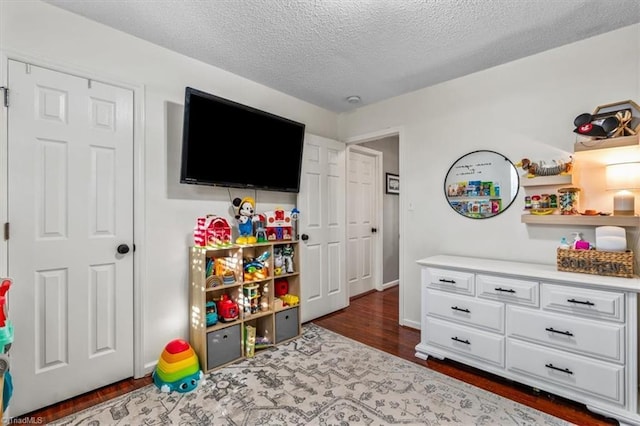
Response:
[153, 339, 203, 393]
[205, 301, 218, 327]
[282, 244, 294, 273]
[232, 197, 257, 244]
[273, 248, 283, 275]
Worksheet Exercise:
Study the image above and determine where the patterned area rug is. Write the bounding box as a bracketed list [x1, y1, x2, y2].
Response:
[56, 324, 571, 425]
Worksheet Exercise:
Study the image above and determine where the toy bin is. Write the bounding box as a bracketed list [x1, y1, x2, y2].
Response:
[275, 307, 300, 343]
[206, 324, 241, 369]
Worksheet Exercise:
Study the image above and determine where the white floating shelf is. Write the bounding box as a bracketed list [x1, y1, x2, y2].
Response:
[521, 214, 640, 227]
[574, 134, 639, 152]
[520, 174, 573, 188]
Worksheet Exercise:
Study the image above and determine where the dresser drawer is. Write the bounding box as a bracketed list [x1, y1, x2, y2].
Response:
[423, 268, 474, 295]
[507, 305, 625, 363]
[541, 284, 624, 322]
[425, 317, 504, 367]
[426, 289, 504, 333]
[477, 274, 539, 307]
[507, 339, 624, 405]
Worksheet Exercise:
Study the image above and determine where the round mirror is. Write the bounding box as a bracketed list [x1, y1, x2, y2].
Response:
[444, 150, 520, 219]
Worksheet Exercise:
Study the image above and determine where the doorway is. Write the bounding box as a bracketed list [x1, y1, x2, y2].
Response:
[346, 133, 400, 298]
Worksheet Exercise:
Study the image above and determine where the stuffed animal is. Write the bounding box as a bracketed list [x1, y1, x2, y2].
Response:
[232, 197, 257, 244]
[516, 157, 572, 178]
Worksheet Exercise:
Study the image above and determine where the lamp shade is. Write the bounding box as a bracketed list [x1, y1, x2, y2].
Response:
[605, 162, 640, 190]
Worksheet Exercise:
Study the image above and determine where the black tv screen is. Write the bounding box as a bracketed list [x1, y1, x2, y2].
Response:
[180, 87, 306, 193]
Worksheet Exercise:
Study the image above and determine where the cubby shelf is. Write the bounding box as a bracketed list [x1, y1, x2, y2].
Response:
[189, 241, 301, 372]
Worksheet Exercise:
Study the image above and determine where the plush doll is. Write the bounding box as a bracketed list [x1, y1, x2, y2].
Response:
[232, 197, 257, 244]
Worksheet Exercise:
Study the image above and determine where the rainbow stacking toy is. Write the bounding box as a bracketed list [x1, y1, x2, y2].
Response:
[152, 339, 203, 393]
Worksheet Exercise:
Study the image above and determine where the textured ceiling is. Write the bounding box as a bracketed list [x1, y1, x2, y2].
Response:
[45, 0, 640, 112]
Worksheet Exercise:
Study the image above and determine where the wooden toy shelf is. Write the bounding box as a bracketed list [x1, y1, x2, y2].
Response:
[189, 241, 301, 372]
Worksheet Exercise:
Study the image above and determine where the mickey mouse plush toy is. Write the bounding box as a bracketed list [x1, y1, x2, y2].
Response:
[232, 197, 257, 244]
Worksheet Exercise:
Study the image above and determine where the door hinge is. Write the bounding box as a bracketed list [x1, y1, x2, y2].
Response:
[3, 223, 8, 241]
[0, 87, 8, 108]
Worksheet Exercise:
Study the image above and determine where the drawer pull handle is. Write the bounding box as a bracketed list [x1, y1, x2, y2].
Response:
[439, 278, 456, 284]
[494, 287, 516, 293]
[545, 327, 574, 337]
[451, 336, 470, 345]
[567, 298, 594, 306]
[451, 306, 470, 313]
[545, 363, 573, 375]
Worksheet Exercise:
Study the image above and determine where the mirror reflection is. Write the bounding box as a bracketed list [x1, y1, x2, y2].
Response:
[444, 150, 519, 219]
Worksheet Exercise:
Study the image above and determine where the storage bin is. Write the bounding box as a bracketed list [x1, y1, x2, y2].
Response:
[557, 248, 634, 278]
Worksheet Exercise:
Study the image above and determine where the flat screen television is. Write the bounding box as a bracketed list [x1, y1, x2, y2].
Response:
[180, 87, 306, 193]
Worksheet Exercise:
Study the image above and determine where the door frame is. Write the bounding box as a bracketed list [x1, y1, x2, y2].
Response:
[346, 144, 383, 294]
[0, 51, 147, 378]
[344, 127, 406, 325]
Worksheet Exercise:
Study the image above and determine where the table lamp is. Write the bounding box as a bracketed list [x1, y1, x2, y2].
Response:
[605, 162, 640, 216]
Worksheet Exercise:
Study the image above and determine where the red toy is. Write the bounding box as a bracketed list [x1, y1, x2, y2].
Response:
[264, 208, 293, 241]
[274, 279, 289, 297]
[216, 294, 239, 322]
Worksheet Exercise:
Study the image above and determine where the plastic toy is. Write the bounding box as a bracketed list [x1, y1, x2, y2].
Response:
[243, 284, 260, 314]
[280, 294, 299, 306]
[243, 251, 270, 281]
[275, 278, 289, 297]
[216, 294, 239, 322]
[232, 197, 258, 244]
[264, 208, 293, 241]
[205, 301, 218, 326]
[194, 215, 232, 247]
[152, 339, 203, 393]
[273, 248, 284, 275]
[282, 244, 294, 273]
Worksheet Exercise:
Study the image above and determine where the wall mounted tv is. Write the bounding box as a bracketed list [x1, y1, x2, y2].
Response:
[180, 87, 306, 193]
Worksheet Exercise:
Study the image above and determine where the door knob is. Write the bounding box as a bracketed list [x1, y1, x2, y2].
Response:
[371, 227, 378, 233]
[117, 244, 130, 254]
[301, 234, 309, 241]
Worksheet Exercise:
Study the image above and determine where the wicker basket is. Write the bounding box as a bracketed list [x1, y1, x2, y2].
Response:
[557, 248, 635, 278]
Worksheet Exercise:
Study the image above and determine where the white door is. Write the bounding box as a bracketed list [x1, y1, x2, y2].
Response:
[7, 60, 134, 415]
[297, 134, 347, 322]
[346, 146, 381, 297]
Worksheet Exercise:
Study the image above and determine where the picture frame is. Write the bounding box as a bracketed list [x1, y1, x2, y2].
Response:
[386, 173, 400, 195]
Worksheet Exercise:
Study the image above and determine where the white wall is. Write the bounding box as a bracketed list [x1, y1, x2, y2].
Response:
[0, 1, 338, 371]
[339, 24, 640, 328]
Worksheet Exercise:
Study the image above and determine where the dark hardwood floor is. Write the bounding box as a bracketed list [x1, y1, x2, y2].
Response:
[17, 285, 618, 425]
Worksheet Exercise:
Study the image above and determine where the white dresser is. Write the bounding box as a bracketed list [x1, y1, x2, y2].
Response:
[416, 255, 640, 425]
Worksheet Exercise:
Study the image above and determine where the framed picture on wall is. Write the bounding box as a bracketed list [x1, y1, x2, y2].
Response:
[386, 173, 400, 194]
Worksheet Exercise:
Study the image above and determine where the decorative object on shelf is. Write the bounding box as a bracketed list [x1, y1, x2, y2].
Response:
[557, 187, 580, 215]
[573, 100, 640, 139]
[194, 215, 232, 247]
[152, 339, 203, 393]
[232, 197, 258, 245]
[557, 248, 634, 278]
[605, 162, 640, 216]
[274, 278, 289, 297]
[515, 157, 573, 178]
[444, 150, 519, 219]
[264, 207, 294, 241]
[386, 173, 400, 194]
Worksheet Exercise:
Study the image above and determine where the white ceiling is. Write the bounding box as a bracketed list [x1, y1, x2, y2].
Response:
[45, 0, 640, 113]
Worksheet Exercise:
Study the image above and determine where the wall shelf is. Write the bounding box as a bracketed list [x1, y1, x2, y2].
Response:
[574, 134, 639, 152]
[521, 214, 639, 227]
[520, 174, 573, 187]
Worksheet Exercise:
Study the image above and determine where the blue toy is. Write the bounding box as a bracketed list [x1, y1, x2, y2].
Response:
[206, 301, 218, 326]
